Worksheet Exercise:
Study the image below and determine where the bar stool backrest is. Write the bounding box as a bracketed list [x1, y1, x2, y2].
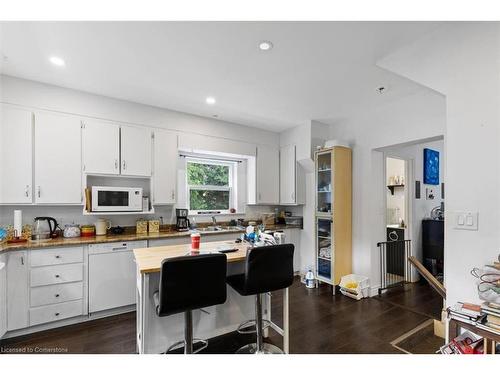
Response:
[157, 253, 227, 316]
[243, 244, 295, 295]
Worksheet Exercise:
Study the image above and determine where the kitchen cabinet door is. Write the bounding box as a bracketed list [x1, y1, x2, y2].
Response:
[153, 129, 178, 204]
[256, 145, 279, 204]
[34, 112, 82, 204]
[82, 119, 120, 175]
[121, 125, 152, 177]
[0, 254, 7, 338]
[0, 106, 33, 204]
[6, 251, 29, 331]
[280, 144, 297, 205]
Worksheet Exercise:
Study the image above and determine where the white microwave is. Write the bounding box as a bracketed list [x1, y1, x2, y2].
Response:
[91, 186, 143, 212]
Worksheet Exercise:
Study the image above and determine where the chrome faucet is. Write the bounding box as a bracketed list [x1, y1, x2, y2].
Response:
[211, 216, 217, 226]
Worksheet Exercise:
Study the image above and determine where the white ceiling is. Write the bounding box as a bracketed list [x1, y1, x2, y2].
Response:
[0, 21, 441, 132]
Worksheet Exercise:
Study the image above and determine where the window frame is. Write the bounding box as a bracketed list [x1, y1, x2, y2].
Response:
[185, 157, 237, 215]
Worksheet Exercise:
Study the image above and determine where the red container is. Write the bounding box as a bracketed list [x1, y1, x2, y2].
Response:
[191, 232, 201, 251]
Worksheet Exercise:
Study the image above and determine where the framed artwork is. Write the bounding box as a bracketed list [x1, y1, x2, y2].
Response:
[424, 148, 439, 185]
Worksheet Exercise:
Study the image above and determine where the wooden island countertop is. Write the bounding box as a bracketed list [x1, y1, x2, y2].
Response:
[133, 240, 251, 274]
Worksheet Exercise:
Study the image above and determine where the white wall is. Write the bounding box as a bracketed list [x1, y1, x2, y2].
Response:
[377, 23, 500, 307]
[329, 90, 446, 293]
[0, 75, 285, 228]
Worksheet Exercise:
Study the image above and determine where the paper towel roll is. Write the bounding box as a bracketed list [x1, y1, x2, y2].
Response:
[13, 210, 22, 238]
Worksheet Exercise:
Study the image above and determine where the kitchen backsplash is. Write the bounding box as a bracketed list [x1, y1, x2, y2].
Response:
[0, 204, 303, 228]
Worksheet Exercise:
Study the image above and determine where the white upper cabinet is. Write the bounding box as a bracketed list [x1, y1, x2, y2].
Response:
[0, 106, 33, 204]
[256, 145, 279, 204]
[82, 119, 120, 175]
[280, 144, 305, 205]
[153, 129, 177, 204]
[34, 112, 82, 204]
[120, 125, 152, 177]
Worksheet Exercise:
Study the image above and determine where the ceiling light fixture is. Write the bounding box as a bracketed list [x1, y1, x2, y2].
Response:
[206, 97, 216, 105]
[259, 41, 273, 51]
[49, 56, 65, 67]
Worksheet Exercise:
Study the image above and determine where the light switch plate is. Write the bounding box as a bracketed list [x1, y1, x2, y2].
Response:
[454, 211, 478, 231]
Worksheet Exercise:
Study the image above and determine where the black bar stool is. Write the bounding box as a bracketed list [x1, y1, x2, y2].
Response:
[226, 244, 294, 354]
[154, 253, 227, 354]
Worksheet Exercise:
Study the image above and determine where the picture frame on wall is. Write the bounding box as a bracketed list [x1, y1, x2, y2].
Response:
[423, 148, 440, 185]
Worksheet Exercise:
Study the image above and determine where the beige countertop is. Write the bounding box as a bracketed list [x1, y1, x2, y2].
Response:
[134, 240, 251, 274]
[0, 224, 301, 253]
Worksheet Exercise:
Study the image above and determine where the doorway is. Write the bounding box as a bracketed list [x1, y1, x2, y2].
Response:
[376, 137, 445, 320]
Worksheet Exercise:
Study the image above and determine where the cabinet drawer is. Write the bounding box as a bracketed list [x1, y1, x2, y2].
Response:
[30, 263, 83, 287]
[30, 246, 83, 267]
[29, 299, 83, 326]
[30, 281, 83, 307]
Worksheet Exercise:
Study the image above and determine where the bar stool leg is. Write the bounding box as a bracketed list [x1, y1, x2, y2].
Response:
[255, 294, 264, 352]
[184, 310, 193, 354]
[236, 293, 284, 354]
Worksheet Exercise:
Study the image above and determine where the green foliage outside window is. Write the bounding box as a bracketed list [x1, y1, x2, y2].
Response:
[187, 161, 231, 211]
[187, 162, 229, 186]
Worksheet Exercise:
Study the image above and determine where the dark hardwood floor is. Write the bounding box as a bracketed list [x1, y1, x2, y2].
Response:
[0, 278, 442, 354]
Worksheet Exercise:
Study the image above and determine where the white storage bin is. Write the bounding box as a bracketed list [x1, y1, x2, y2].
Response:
[339, 274, 370, 300]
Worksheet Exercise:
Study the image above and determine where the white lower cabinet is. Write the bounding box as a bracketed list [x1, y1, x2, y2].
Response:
[30, 282, 83, 307]
[88, 241, 146, 313]
[28, 246, 85, 327]
[30, 263, 84, 287]
[0, 254, 7, 338]
[30, 300, 83, 327]
[6, 250, 29, 331]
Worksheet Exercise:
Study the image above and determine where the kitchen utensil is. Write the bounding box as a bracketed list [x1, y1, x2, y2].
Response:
[81, 224, 96, 237]
[136, 219, 148, 234]
[63, 224, 81, 238]
[176, 208, 190, 232]
[95, 218, 111, 236]
[13, 210, 22, 237]
[32, 217, 58, 240]
[142, 196, 150, 212]
[148, 219, 160, 233]
[191, 232, 200, 251]
[110, 226, 125, 235]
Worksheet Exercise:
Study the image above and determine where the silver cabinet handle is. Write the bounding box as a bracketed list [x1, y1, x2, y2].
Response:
[37, 186, 41, 198]
[25, 185, 29, 197]
[291, 192, 295, 201]
[258, 193, 262, 201]
[21, 256, 24, 265]
[171, 190, 175, 200]
[55, 312, 60, 317]
[55, 294, 60, 298]
[55, 255, 61, 259]
[122, 160, 126, 170]
[115, 159, 118, 170]
[55, 274, 60, 278]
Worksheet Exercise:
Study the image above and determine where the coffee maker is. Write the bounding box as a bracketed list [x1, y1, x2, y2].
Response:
[176, 208, 190, 231]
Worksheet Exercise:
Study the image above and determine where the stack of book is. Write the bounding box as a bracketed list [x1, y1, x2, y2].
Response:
[477, 301, 500, 334]
[448, 302, 485, 325]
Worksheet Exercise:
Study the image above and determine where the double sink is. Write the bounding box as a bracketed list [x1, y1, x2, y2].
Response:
[196, 226, 244, 233]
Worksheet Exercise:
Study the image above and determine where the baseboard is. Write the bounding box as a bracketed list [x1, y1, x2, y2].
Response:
[2, 305, 135, 340]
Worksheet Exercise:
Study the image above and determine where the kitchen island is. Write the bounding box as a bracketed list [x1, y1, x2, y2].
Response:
[133, 240, 289, 354]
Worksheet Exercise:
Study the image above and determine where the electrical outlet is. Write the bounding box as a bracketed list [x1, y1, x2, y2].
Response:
[426, 187, 435, 200]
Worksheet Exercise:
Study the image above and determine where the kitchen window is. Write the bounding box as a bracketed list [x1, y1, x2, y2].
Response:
[186, 157, 237, 214]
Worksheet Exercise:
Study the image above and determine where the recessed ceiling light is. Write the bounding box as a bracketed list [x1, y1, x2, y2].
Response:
[206, 97, 216, 105]
[49, 56, 65, 67]
[259, 41, 273, 51]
